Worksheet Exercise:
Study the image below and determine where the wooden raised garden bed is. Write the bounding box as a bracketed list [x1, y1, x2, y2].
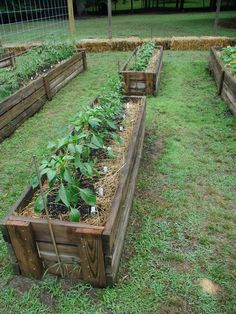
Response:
[120, 45, 163, 96]
[0, 49, 87, 143]
[209, 47, 236, 115]
[1, 95, 146, 287]
[0, 52, 16, 68]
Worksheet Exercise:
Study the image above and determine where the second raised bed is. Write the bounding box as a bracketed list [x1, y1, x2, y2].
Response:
[0, 49, 87, 143]
[209, 47, 236, 115]
[120, 45, 163, 96]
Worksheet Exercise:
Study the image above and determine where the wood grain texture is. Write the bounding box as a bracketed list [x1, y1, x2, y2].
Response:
[77, 229, 106, 287]
[6, 220, 43, 278]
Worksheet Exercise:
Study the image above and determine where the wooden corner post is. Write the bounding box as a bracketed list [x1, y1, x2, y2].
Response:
[6, 220, 43, 278]
[67, 0, 75, 36]
[76, 228, 106, 287]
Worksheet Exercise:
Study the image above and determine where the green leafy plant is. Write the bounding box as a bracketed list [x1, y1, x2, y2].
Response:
[221, 46, 236, 76]
[130, 41, 155, 71]
[31, 77, 125, 222]
[0, 43, 76, 100]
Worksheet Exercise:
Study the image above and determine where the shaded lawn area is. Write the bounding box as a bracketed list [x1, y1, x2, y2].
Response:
[0, 50, 236, 313]
[1, 11, 236, 44]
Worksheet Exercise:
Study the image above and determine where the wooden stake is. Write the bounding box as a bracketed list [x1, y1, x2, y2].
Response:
[67, 0, 75, 35]
[107, 0, 112, 39]
[32, 155, 64, 277]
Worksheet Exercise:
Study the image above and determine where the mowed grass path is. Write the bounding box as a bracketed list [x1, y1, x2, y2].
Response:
[0, 51, 236, 313]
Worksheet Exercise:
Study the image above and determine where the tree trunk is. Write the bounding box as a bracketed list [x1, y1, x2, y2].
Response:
[179, 0, 185, 11]
[131, 0, 134, 13]
[214, 0, 222, 33]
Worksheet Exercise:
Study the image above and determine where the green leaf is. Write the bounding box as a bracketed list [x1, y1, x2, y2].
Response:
[47, 169, 57, 182]
[64, 168, 72, 183]
[75, 144, 83, 154]
[30, 173, 39, 189]
[67, 143, 76, 154]
[47, 142, 57, 150]
[59, 183, 70, 207]
[91, 134, 103, 148]
[107, 119, 117, 130]
[79, 188, 96, 206]
[89, 117, 101, 128]
[34, 194, 46, 213]
[69, 207, 80, 222]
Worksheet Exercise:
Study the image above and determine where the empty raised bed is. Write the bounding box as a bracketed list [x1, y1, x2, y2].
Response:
[1, 90, 146, 287]
[0, 45, 87, 143]
[209, 47, 236, 115]
[120, 42, 163, 96]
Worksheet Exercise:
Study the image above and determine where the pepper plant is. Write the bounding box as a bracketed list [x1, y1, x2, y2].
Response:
[221, 46, 236, 76]
[130, 41, 155, 72]
[31, 77, 125, 222]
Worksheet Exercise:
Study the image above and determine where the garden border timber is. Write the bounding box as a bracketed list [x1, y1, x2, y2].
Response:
[0, 95, 146, 288]
[120, 45, 163, 96]
[0, 49, 87, 143]
[209, 47, 236, 115]
[0, 52, 16, 68]
[3, 36, 236, 54]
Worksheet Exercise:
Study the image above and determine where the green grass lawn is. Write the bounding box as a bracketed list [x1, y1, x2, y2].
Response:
[0, 50, 236, 313]
[1, 11, 236, 44]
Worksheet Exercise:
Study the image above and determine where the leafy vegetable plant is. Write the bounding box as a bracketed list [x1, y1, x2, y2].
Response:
[0, 43, 76, 100]
[221, 46, 236, 76]
[130, 41, 155, 71]
[31, 77, 125, 222]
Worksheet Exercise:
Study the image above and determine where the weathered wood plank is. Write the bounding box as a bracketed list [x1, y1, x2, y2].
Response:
[77, 229, 106, 287]
[103, 97, 146, 254]
[0, 78, 44, 117]
[0, 95, 47, 142]
[0, 86, 46, 130]
[7, 216, 103, 245]
[6, 220, 43, 278]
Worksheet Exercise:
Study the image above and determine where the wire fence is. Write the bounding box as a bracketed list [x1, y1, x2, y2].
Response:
[0, 0, 71, 45]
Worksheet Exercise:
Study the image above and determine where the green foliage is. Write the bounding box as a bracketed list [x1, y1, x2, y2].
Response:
[130, 42, 155, 71]
[221, 46, 236, 76]
[0, 43, 76, 100]
[31, 76, 125, 221]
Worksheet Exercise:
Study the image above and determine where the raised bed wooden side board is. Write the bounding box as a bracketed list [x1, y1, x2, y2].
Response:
[0, 50, 87, 143]
[120, 45, 163, 96]
[209, 47, 236, 115]
[0, 52, 16, 68]
[1, 96, 146, 287]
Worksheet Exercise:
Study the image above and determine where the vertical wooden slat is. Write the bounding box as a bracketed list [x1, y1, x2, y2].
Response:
[43, 76, 52, 101]
[6, 220, 43, 278]
[76, 228, 106, 287]
[218, 70, 225, 96]
[82, 50, 87, 70]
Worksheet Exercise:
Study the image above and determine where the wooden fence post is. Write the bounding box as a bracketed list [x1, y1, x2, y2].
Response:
[67, 0, 75, 36]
